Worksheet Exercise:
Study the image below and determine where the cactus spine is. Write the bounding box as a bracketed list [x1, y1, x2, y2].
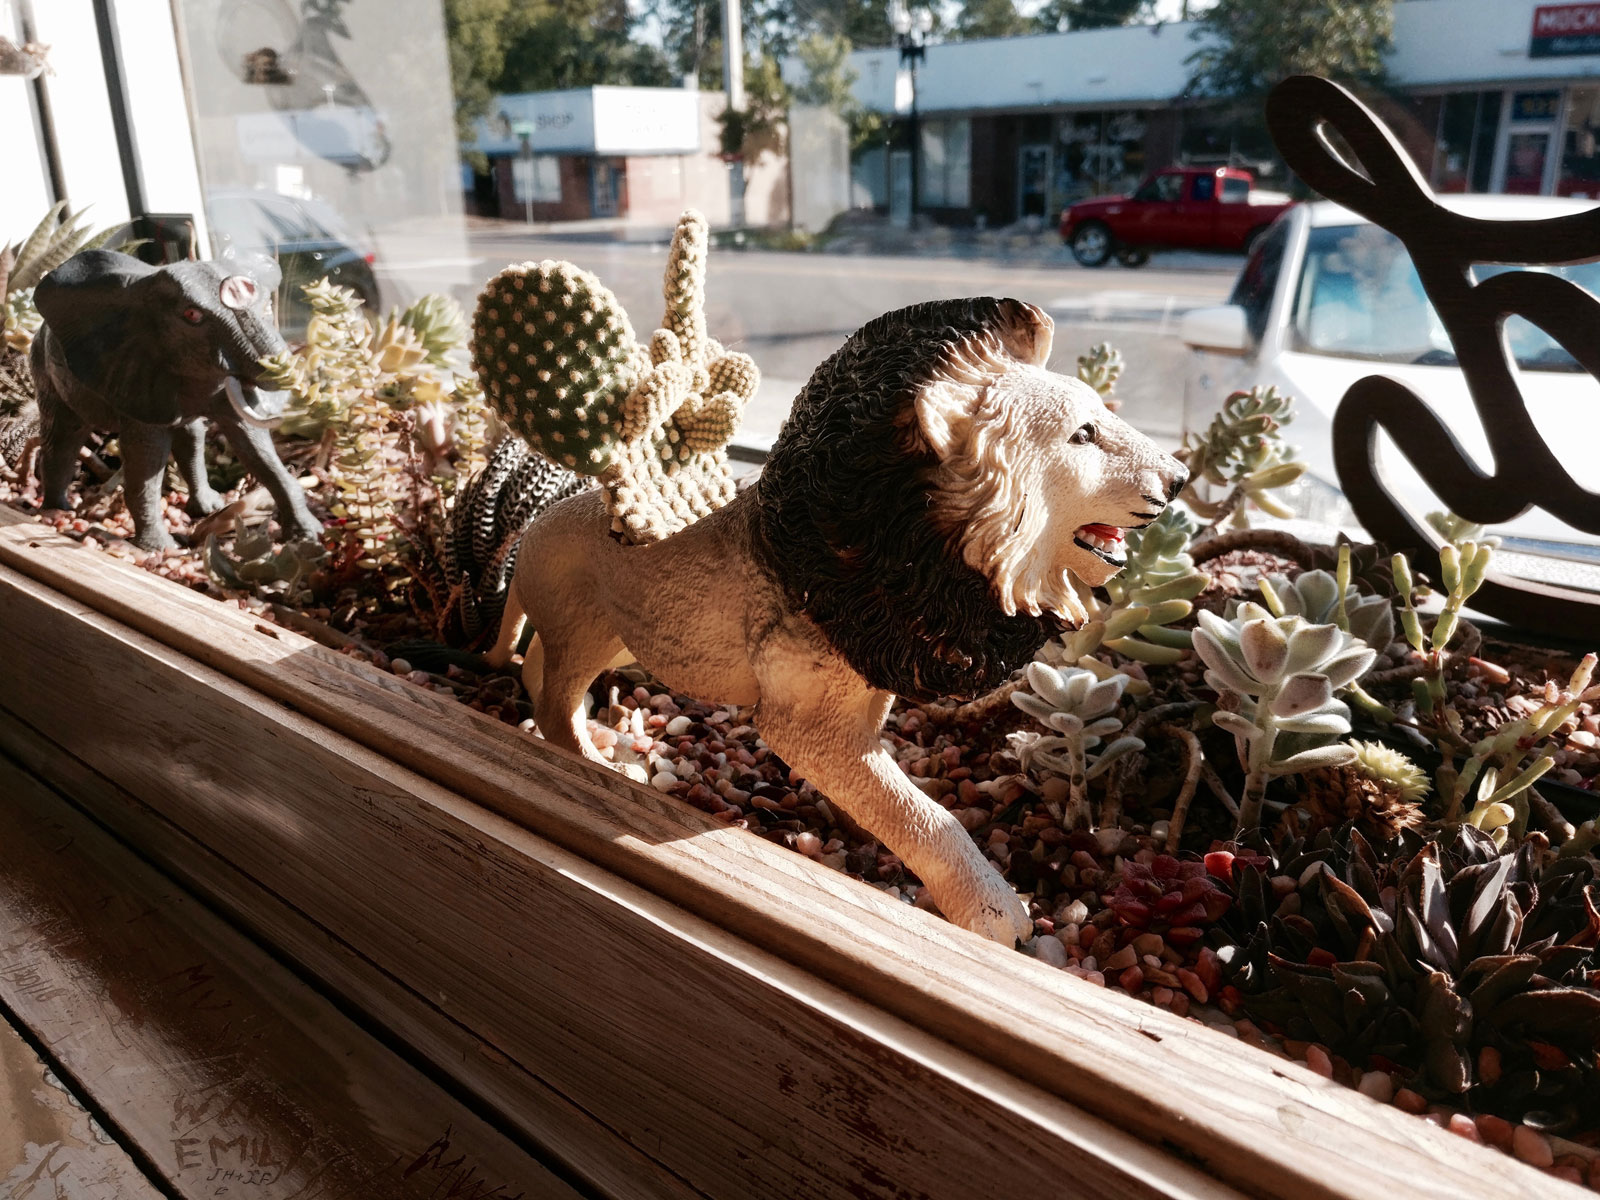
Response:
[469, 210, 758, 543]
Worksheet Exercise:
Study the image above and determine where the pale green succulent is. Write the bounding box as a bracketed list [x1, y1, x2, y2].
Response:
[1250, 566, 1395, 652]
[206, 517, 325, 596]
[1048, 506, 1208, 675]
[1010, 662, 1144, 830]
[1076, 342, 1123, 400]
[397, 293, 467, 368]
[1179, 386, 1305, 526]
[1193, 604, 1377, 830]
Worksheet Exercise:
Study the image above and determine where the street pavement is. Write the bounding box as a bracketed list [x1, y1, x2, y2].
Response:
[451, 230, 1242, 452]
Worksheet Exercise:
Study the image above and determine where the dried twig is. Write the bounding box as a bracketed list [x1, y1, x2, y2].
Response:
[1100, 699, 1204, 828]
[1200, 759, 1239, 819]
[1155, 721, 1204, 852]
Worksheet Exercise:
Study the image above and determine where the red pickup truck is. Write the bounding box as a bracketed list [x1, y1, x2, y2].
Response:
[1059, 166, 1295, 267]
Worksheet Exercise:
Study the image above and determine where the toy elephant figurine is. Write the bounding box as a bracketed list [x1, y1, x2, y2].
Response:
[30, 249, 322, 552]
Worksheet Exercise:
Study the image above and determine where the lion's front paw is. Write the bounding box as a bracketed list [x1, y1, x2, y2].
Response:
[935, 867, 1033, 947]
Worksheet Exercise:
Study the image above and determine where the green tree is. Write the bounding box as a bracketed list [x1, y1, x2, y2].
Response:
[1032, 0, 1151, 34]
[1186, 0, 1393, 98]
[718, 52, 792, 159]
[444, 0, 514, 146]
[791, 32, 884, 154]
[500, 6, 675, 92]
[952, 0, 1031, 40]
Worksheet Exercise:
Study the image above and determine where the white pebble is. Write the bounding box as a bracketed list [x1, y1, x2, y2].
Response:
[665, 715, 692, 736]
[650, 772, 678, 792]
[1034, 937, 1069, 968]
[1059, 900, 1089, 926]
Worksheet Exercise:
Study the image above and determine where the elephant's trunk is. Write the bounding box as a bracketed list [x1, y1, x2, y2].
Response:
[220, 307, 291, 427]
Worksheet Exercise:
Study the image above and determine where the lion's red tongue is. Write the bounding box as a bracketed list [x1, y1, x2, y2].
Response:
[1080, 524, 1124, 542]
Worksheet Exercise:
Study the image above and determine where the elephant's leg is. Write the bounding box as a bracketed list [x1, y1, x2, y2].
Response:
[214, 409, 322, 543]
[173, 418, 225, 518]
[119, 423, 177, 553]
[35, 389, 90, 513]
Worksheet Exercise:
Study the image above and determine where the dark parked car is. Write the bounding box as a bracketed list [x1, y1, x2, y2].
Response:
[206, 188, 380, 336]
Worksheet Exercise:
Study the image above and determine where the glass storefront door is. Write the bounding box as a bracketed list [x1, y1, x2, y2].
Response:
[1494, 89, 1563, 195]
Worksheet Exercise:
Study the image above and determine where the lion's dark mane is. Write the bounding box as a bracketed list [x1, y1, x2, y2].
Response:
[752, 297, 1066, 703]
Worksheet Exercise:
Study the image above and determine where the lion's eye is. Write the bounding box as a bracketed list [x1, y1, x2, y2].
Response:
[181, 307, 205, 325]
[1070, 423, 1097, 445]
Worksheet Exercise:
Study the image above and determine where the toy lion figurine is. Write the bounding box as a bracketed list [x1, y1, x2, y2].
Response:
[481, 223, 1185, 945]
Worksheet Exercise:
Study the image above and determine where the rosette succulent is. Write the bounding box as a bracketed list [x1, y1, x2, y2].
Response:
[1222, 823, 1600, 1130]
[1009, 662, 1144, 830]
[1194, 604, 1378, 830]
[410, 437, 591, 648]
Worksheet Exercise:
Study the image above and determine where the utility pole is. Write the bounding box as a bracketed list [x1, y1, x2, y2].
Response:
[723, 0, 746, 226]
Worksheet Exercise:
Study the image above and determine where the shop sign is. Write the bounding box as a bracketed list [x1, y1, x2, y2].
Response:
[1531, 3, 1600, 58]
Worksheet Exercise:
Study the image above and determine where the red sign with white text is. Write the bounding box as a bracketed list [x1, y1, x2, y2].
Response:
[1532, 3, 1600, 56]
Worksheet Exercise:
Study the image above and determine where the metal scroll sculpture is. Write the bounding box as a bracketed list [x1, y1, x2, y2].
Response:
[1265, 75, 1600, 636]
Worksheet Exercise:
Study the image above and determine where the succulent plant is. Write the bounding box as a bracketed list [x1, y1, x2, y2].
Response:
[1045, 506, 1208, 674]
[205, 516, 324, 596]
[1193, 604, 1378, 830]
[1178, 386, 1305, 528]
[1009, 662, 1144, 830]
[471, 210, 759, 544]
[1449, 653, 1598, 832]
[409, 436, 590, 648]
[3, 203, 117, 341]
[1076, 342, 1123, 403]
[1393, 542, 1493, 738]
[1221, 823, 1600, 1129]
[396, 293, 467, 368]
[1281, 740, 1430, 842]
[1106, 854, 1232, 940]
[1252, 561, 1395, 654]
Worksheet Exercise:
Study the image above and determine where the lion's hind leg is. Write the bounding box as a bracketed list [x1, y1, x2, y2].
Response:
[485, 586, 526, 672]
[535, 621, 633, 771]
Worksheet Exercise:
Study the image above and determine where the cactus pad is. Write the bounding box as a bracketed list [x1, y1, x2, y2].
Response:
[470, 210, 758, 543]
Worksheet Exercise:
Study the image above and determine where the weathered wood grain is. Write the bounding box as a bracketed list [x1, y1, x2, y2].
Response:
[0, 1013, 164, 1199]
[0, 710, 705, 1200]
[0, 507, 1570, 1198]
[0, 756, 584, 1200]
[0, 557, 1229, 1200]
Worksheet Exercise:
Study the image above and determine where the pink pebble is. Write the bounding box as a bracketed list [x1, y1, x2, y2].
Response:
[1304, 1045, 1333, 1078]
[1512, 1125, 1554, 1169]
[1394, 1089, 1428, 1114]
[1446, 1114, 1480, 1143]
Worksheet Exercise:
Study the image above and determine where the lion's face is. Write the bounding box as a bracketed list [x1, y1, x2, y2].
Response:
[918, 362, 1188, 624]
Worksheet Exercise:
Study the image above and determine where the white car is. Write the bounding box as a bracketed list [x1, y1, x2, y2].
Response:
[1178, 196, 1600, 570]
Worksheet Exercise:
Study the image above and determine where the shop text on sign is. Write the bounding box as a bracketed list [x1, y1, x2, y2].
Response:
[1532, 3, 1600, 57]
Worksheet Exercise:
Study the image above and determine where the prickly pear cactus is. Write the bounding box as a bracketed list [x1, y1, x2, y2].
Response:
[470, 210, 759, 543]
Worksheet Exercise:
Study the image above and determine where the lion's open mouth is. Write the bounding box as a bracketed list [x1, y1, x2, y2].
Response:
[1074, 522, 1127, 566]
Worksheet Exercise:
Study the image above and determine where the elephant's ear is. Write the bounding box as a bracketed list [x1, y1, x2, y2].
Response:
[34, 251, 180, 421]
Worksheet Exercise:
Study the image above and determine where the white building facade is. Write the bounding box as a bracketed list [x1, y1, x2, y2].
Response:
[799, 0, 1600, 224]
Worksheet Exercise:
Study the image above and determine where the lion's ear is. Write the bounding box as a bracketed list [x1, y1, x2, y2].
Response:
[995, 300, 1053, 366]
[913, 378, 983, 458]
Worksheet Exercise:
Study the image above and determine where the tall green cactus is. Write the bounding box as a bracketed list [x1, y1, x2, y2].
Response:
[470, 210, 759, 543]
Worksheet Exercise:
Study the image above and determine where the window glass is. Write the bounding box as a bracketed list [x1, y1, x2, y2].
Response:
[1191, 174, 1214, 201]
[1220, 176, 1249, 203]
[1291, 223, 1600, 370]
[918, 118, 971, 209]
[1229, 219, 1287, 343]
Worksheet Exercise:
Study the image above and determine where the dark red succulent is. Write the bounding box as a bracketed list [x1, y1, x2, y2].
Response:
[1106, 855, 1232, 939]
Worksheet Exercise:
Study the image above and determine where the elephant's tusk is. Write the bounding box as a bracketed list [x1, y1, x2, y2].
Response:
[224, 376, 289, 428]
